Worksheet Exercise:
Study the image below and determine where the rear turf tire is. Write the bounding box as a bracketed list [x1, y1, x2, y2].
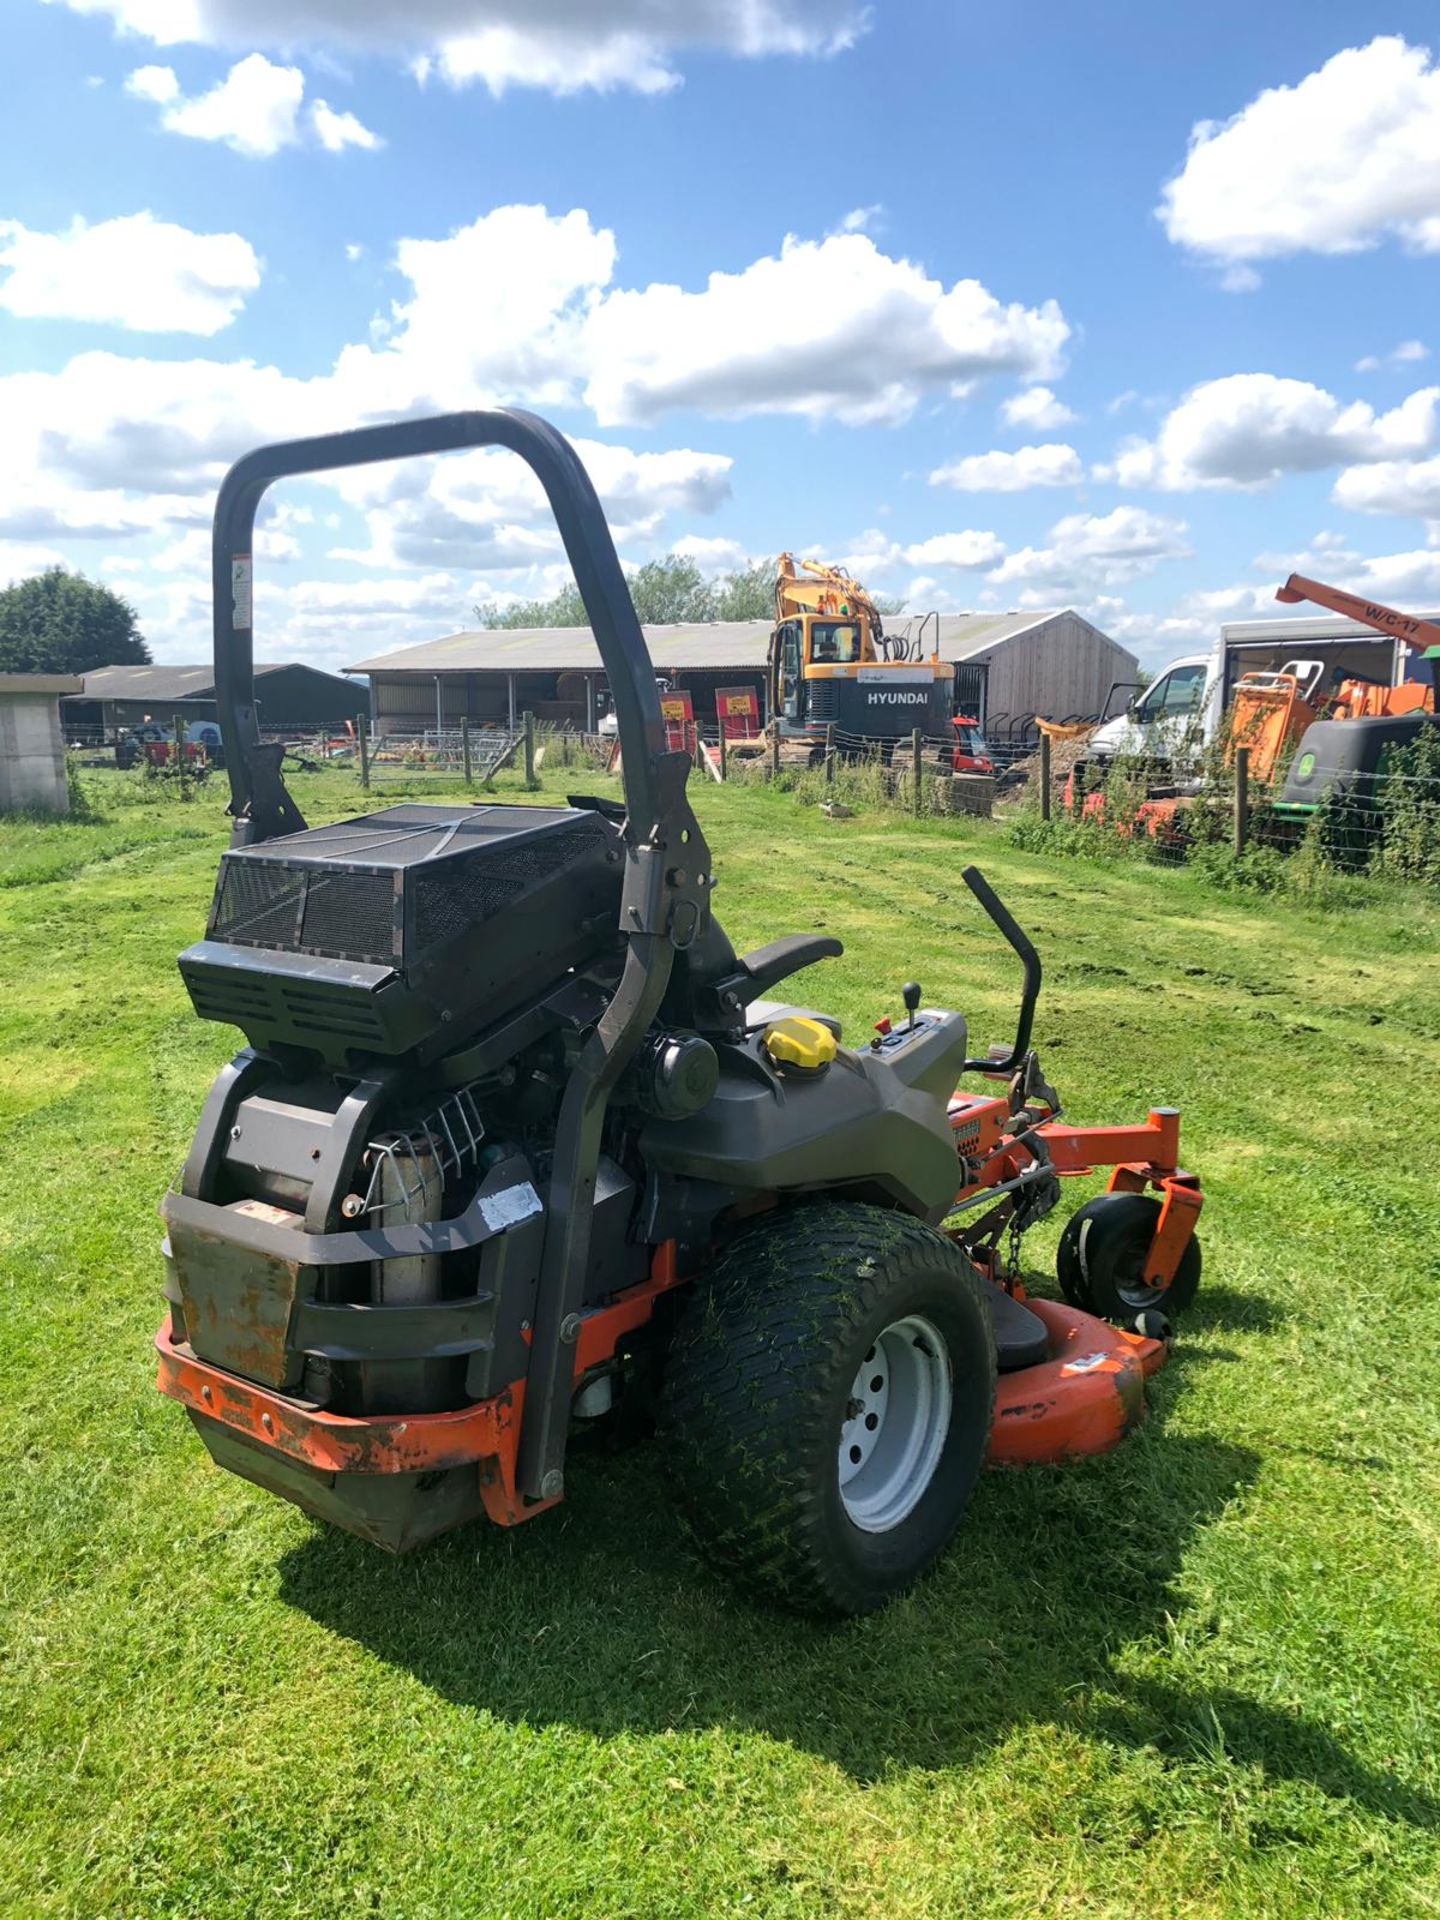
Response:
[658, 1201, 997, 1616]
[1056, 1191, 1202, 1326]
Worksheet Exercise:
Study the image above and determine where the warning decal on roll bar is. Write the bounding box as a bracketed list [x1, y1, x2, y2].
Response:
[232, 555, 253, 630]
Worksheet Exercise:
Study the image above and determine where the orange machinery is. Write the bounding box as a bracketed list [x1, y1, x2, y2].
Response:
[1276, 573, 1438, 718]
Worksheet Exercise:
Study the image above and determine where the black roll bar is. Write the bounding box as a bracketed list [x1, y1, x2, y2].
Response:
[211, 408, 669, 844]
[212, 410, 713, 1504]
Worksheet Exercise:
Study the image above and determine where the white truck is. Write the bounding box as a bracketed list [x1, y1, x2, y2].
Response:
[1087, 599, 1432, 772]
[1086, 654, 1217, 766]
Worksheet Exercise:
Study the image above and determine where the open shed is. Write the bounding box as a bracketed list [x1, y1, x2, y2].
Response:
[347, 607, 1133, 740]
[62, 662, 362, 741]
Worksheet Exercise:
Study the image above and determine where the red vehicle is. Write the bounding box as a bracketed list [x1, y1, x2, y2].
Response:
[952, 715, 995, 774]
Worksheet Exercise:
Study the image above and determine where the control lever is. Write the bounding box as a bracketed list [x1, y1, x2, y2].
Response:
[959, 865, 1041, 1075]
[902, 981, 921, 1032]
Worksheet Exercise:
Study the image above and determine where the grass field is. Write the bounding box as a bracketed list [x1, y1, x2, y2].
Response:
[3, 763, 1439, 1919]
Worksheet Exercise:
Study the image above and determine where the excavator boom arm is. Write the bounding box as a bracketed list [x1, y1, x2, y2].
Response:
[1275, 573, 1440, 654]
[774, 550, 883, 629]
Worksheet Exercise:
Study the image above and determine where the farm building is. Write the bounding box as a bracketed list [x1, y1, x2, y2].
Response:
[346, 609, 1136, 742]
[61, 662, 360, 741]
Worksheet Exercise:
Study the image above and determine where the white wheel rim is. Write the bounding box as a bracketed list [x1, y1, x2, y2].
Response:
[839, 1314, 952, 1533]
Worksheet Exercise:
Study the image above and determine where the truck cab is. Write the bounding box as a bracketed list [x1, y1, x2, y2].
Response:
[1087, 653, 1218, 768]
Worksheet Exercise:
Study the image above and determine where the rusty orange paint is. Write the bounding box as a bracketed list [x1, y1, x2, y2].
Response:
[155, 1239, 691, 1527]
[988, 1297, 1167, 1467]
[156, 1316, 516, 1474]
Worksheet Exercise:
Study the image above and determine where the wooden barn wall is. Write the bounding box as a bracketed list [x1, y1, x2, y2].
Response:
[978, 616, 1138, 725]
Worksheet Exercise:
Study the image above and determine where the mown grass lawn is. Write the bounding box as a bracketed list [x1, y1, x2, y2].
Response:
[2, 762, 1438, 1919]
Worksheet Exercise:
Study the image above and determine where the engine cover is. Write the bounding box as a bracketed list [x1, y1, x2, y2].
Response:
[178, 802, 623, 1063]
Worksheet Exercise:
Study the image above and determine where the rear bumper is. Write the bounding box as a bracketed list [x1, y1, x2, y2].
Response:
[156, 1314, 518, 1476]
[155, 1315, 543, 1542]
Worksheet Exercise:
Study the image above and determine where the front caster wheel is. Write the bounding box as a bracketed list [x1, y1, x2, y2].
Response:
[1057, 1192, 1201, 1327]
[658, 1202, 997, 1616]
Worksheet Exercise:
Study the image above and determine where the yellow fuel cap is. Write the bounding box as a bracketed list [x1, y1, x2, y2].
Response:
[763, 1016, 838, 1072]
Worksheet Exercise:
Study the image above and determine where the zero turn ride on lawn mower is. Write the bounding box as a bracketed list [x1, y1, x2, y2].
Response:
[155, 410, 1205, 1616]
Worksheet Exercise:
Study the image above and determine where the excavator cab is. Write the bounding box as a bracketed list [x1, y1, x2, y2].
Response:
[769, 555, 954, 754]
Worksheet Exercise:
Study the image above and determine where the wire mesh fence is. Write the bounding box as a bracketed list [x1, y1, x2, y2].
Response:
[1009, 732, 1440, 891]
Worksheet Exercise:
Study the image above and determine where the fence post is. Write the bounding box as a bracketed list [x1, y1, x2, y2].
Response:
[718, 726, 728, 782]
[523, 710, 537, 788]
[1233, 745, 1250, 856]
[912, 727, 923, 815]
[825, 722, 836, 784]
[461, 716, 472, 786]
[357, 712, 370, 790]
[770, 722, 781, 779]
[1040, 733, 1052, 821]
[173, 711, 186, 796]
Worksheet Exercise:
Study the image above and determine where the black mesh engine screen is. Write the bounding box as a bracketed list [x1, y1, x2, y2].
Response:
[411, 816, 610, 955]
[206, 805, 615, 972]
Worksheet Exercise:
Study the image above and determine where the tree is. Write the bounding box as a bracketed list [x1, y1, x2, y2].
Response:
[710, 559, 775, 622]
[0, 568, 150, 674]
[474, 552, 778, 630]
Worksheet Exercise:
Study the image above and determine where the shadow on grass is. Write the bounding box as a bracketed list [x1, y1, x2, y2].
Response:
[276, 1359, 1431, 1827]
[1180, 1283, 1285, 1336]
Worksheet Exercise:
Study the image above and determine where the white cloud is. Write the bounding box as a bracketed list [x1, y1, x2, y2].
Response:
[580, 232, 1070, 426]
[1355, 339, 1429, 373]
[0, 540, 69, 584]
[1103, 373, 1440, 490]
[0, 211, 259, 335]
[53, 0, 869, 96]
[1159, 37, 1440, 276]
[1151, 539, 1440, 650]
[311, 97, 383, 150]
[126, 53, 380, 154]
[999, 385, 1076, 431]
[1084, 595, 1213, 658]
[0, 197, 1074, 667]
[903, 530, 1006, 569]
[350, 204, 614, 416]
[428, 26, 682, 94]
[334, 438, 733, 569]
[987, 507, 1191, 597]
[127, 53, 305, 155]
[670, 533, 749, 572]
[837, 204, 882, 234]
[1332, 455, 1440, 518]
[126, 63, 180, 103]
[930, 443, 1083, 492]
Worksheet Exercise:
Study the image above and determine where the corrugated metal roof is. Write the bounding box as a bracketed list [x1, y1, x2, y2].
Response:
[76, 664, 218, 700]
[72, 662, 350, 700]
[346, 610, 1073, 676]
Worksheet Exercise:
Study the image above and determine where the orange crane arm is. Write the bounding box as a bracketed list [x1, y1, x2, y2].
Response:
[1275, 573, 1440, 653]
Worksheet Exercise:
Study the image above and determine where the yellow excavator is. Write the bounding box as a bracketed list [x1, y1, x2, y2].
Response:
[769, 553, 955, 753]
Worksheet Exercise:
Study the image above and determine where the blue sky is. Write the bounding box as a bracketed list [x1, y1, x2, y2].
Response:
[4, 1, 1440, 671]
